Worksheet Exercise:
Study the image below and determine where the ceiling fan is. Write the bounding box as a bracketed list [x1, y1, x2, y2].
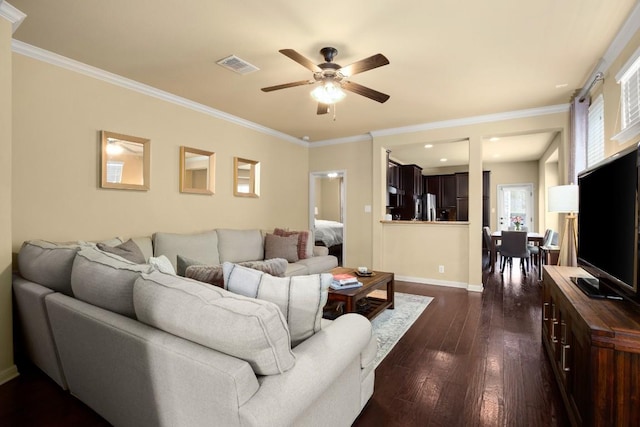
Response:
[261, 47, 390, 115]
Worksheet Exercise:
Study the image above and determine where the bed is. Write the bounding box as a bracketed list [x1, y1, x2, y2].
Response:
[314, 219, 343, 247]
[314, 219, 344, 264]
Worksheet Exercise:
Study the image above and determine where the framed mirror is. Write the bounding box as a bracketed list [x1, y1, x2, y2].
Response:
[234, 157, 260, 197]
[101, 131, 150, 191]
[180, 146, 215, 194]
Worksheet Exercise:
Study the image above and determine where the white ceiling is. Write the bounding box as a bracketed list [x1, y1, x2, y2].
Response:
[8, 0, 638, 162]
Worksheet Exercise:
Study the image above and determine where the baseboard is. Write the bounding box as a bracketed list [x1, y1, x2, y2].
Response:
[0, 364, 19, 386]
[395, 275, 484, 292]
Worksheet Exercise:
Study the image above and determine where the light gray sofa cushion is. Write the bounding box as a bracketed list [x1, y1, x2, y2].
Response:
[153, 230, 219, 269]
[216, 229, 264, 263]
[223, 262, 331, 347]
[18, 240, 80, 295]
[296, 256, 339, 275]
[71, 246, 153, 318]
[134, 271, 296, 375]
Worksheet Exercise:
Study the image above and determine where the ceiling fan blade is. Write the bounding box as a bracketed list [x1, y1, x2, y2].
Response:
[342, 81, 390, 103]
[279, 49, 322, 72]
[261, 80, 314, 92]
[339, 54, 389, 77]
[317, 103, 329, 115]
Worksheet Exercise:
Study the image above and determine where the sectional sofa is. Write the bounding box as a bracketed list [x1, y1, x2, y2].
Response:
[12, 229, 376, 426]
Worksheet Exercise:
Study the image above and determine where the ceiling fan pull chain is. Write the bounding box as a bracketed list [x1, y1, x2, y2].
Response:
[333, 103, 337, 121]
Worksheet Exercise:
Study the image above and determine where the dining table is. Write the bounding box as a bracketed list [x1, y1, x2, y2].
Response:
[489, 230, 544, 273]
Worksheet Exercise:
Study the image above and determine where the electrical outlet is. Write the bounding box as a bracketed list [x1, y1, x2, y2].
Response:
[438, 265, 444, 273]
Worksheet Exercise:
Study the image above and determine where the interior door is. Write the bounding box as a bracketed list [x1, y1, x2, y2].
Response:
[497, 184, 534, 231]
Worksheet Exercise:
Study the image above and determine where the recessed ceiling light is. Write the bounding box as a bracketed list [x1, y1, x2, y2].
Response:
[440, 158, 447, 162]
[489, 137, 499, 142]
[424, 144, 433, 148]
[555, 83, 568, 88]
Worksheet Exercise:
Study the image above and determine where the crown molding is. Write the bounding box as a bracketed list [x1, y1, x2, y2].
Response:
[366, 104, 569, 139]
[310, 133, 372, 147]
[601, 1, 640, 74]
[0, 1, 26, 33]
[11, 40, 307, 147]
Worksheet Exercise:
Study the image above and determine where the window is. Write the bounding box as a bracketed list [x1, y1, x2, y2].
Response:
[614, 47, 640, 142]
[106, 161, 124, 183]
[587, 94, 605, 167]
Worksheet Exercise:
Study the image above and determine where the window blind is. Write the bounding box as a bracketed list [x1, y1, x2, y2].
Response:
[614, 47, 640, 142]
[621, 60, 640, 129]
[587, 94, 605, 168]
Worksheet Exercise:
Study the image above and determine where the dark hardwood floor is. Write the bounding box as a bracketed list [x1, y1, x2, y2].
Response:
[354, 266, 569, 427]
[0, 264, 568, 426]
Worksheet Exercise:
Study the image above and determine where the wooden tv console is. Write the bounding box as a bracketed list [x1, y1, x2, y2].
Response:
[542, 266, 640, 426]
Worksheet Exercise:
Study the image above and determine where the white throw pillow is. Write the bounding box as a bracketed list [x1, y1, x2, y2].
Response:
[223, 262, 331, 347]
[148, 255, 176, 275]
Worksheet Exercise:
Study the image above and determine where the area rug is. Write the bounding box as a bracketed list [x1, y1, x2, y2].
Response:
[370, 292, 433, 368]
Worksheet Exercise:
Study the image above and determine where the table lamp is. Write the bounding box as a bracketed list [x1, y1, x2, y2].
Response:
[548, 184, 579, 266]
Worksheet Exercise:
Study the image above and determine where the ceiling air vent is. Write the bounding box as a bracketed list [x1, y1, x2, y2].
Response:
[216, 55, 259, 75]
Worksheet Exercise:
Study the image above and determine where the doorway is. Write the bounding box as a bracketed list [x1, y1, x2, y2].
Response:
[497, 183, 535, 231]
[309, 171, 346, 266]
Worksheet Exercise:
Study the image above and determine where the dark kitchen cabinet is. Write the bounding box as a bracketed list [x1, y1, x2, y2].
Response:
[424, 171, 490, 225]
[396, 164, 423, 219]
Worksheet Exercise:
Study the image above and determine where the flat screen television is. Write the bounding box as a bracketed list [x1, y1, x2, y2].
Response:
[577, 142, 639, 301]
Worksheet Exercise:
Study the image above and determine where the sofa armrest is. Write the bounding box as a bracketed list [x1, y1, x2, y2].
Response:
[240, 313, 372, 426]
[312, 245, 329, 257]
[45, 293, 260, 427]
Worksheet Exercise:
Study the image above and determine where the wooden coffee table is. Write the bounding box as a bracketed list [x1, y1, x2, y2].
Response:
[326, 267, 394, 320]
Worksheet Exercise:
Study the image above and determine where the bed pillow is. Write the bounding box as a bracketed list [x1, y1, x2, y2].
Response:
[274, 228, 311, 259]
[264, 233, 299, 263]
[134, 271, 295, 375]
[223, 262, 331, 347]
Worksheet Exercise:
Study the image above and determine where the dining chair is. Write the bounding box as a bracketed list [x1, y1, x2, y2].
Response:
[499, 231, 530, 275]
[528, 228, 553, 267]
[482, 226, 493, 270]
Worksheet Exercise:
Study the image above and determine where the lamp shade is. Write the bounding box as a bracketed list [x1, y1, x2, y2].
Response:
[548, 185, 579, 213]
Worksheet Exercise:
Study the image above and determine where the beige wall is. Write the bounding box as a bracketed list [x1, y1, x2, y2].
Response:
[11, 54, 310, 251]
[0, 15, 17, 384]
[484, 160, 539, 231]
[309, 140, 372, 268]
[373, 113, 569, 290]
[318, 177, 341, 222]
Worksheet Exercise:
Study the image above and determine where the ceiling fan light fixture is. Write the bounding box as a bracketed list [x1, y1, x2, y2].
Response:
[310, 81, 346, 104]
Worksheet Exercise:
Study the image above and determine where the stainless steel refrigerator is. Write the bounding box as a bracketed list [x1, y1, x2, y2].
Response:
[420, 193, 437, 221]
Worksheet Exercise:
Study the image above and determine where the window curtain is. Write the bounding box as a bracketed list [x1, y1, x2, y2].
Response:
[569, 97, 589, 184]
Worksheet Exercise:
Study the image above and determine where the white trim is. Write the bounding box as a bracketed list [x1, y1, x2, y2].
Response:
[11, 40, 307, 147]
[311, 134, 372, 147]
[615, 45, 640, 83]
[612, 121, 640, 143]
[467, 283, 484, 293]
[367, 104, 569, 139]
[0, 1, 26, 33]
[395, 274, 469, 290]
[0, 364, 19, 386]
[603, 1, 640, 77]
